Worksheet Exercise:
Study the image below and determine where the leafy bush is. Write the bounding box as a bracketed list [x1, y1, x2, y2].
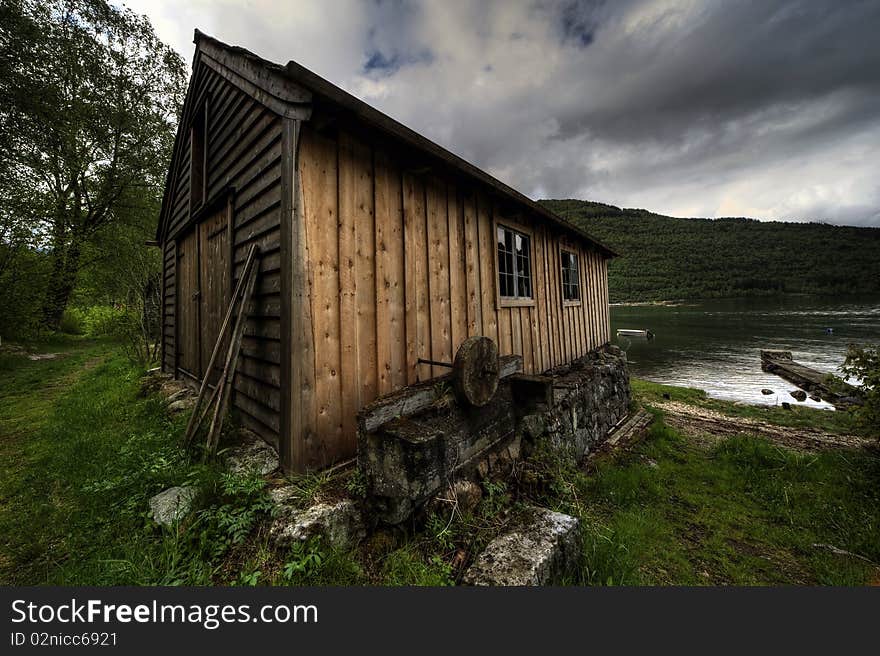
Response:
[59, 304, 159, 367]
[60, 305, 128, 337]
[842, 344, 880, 436]
[59, 308, 86, 335]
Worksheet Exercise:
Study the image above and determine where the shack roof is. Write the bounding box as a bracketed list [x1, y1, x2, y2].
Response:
[159, 30, 617, 257]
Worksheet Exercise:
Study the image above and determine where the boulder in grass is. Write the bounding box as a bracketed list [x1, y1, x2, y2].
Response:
[224, 431, 279, 476]
[168, 397, 195, 413]
[271, 499, 365, 550]
[463, 508, 580, 586]
[150, 486, 197, 528]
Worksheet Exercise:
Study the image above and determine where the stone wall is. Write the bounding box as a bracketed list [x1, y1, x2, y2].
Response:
[520, 346, 631, 461]
[358, 345, 630, 524]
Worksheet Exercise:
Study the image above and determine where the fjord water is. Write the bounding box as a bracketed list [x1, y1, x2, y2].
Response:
[611, 296, 880, 410]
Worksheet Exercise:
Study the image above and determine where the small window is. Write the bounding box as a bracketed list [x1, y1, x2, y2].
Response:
[190, 102, 207, 211]
[497, 224, 532, 299]
[561, 250, 580, 302]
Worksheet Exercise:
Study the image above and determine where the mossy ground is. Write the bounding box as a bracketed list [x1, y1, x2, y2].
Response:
[1, 338, 877, 585]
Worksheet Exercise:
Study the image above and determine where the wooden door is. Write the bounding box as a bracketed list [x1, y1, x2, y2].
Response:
[177, 228, 201, 377]
[198, 205, 231, 385]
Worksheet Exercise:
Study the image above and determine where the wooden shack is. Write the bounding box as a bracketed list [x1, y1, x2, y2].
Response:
[157, 31, 617, 473]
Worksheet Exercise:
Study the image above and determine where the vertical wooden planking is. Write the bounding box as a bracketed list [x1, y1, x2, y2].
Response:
[530, 302, 541, 373]
[573, 251, 590, 356]
[545, 233, 556, 366]
[462, 191, 482, 338]
[477, 193, 498, 346]
[426, 177, 451, 377]
[512, 307, 524, 361]
[447, 185, 467, 354]
[579, 247, 590, 353]
[355, 138, 377, 411]
[587, 250, 601, 349]
[299, 126, 342, 466]
[374, 150, 406, 393]
[337, 131, 376, 452]
[546, 232, 560, 368]
[520, 307, 533, 373]
[532, 227, 547, 372]
[591, 251, 601, 349]
[403, 172, 430, 382]
[597, 253, 604, 346]
[601, 258, 611, 342]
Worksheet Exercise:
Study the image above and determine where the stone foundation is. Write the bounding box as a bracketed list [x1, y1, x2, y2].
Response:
[359, 345, 630, 524]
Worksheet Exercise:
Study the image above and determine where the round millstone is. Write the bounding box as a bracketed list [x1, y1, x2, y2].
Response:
[453, 336, 500, 407]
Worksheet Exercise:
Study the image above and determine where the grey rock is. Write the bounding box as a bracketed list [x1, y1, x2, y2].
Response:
[166, 388, 191, 404]
[28, 353, 59, 361]
[761, 389, 774, 395]
[168, 398, 195, 413]
[809, 393, 822, 402]
[790, 390, 808, 402]
[149, 486, 197, 527]
[271, 499, 365, 550]
[464, 508, 581, 586]
[225, 437, 279, 476]
[269, 484, 301, 506]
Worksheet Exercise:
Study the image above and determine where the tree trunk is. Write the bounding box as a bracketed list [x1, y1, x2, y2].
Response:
[41, 236, 82, 331]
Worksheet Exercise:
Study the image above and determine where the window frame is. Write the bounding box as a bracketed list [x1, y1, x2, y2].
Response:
[494, 218, 535, 308]
[560, 247, 582, 306]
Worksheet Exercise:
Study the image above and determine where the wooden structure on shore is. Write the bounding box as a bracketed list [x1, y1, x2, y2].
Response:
[156, 31, 617, 472]
[760, 350, 861, 408]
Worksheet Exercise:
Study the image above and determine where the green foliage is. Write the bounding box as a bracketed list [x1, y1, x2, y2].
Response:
[0, 0, 185, 331]
[345, 468, 368, 499]
[842, 344, 880, 435]
[381, 547, 454, 586]
[281, 540, 363, 585]
[540, 199, 880, 302]
[61, 305, 127, 337]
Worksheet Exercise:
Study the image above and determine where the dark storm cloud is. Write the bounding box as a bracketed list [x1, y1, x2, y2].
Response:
[127, 0, 880, 226]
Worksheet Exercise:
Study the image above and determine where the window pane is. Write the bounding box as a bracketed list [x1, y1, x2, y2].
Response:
[561, 250, 580, 301]
[497, 225, 532, 299]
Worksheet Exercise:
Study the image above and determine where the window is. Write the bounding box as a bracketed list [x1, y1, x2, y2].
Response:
[497, 224, 532, 300]
[561, 250, 580, 302]
[190, 102, 207, 211]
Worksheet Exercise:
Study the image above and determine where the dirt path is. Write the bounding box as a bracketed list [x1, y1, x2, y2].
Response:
[653, 400, 873, 451]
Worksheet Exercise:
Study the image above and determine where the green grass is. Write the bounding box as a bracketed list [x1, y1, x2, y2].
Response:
[0, 337, 291, 585]
[2, 338, 877, 586]
[551, 422, 880, 585]
[631, 378, 863, 435]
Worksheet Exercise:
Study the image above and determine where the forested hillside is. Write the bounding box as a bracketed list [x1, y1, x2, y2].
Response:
[540, 199, 880, 303]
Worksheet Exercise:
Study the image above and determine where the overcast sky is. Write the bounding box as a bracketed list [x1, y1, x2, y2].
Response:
[123, 0, 880, 227]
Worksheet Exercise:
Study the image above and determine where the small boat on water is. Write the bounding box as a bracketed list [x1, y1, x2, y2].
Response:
[617, 328, 655, 339]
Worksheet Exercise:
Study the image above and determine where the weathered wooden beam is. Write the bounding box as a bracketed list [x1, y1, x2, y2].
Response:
[358, 354, 522, 434]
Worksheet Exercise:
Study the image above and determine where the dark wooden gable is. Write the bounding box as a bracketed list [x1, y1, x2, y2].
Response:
[158, 41, 308, 450]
